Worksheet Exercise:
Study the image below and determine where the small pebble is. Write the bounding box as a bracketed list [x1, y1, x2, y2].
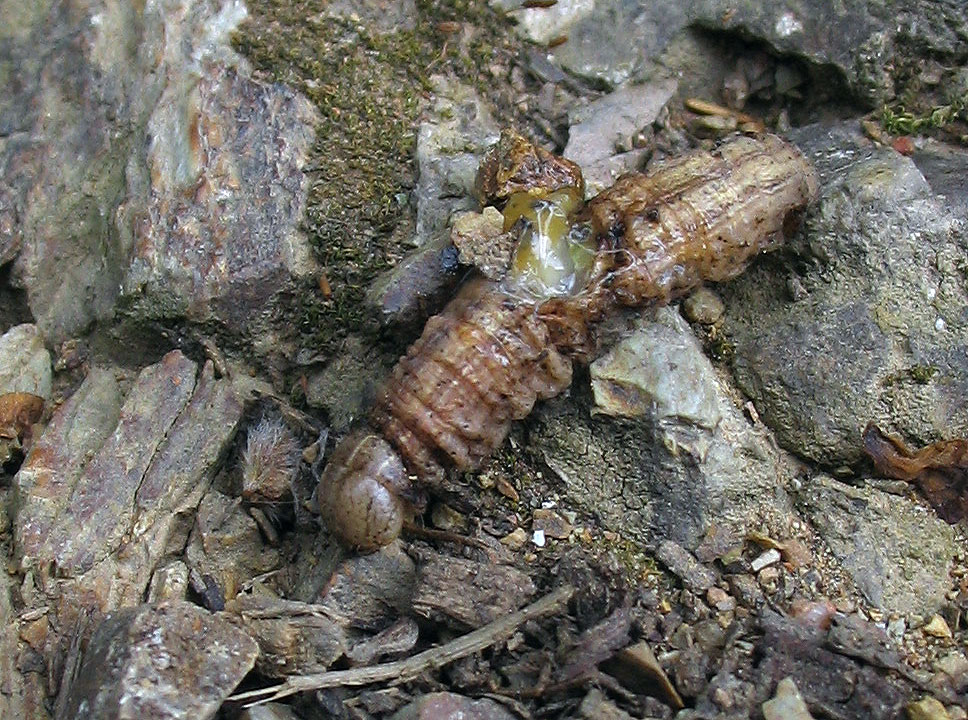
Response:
[751, 548, 782, 572]
[922, 614, 953, 639]
[500, 527, 528, 550]
[762, 677, 815, 720]
[682, 287, 725, 325]
[758, 566, 780, 586]
[531, 529, 546, 548]
[706, 587, 736, 612]
[532, 508, 573, 539]
[905, 696, 951, 720]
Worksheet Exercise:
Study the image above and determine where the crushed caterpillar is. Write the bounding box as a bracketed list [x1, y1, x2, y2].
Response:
[318, 130, 820, 550]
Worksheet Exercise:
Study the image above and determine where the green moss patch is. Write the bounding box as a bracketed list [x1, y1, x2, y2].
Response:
[233, 0, 519, 356]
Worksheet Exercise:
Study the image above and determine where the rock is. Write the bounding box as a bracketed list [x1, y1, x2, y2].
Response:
[532, 508, 573, 539]
[762, 677, 815, 720]
[0, 325, 51, 401]
[656, 541, 717, 593]
[346, 617, 419, 665]
[12, 350, 246, 666]
[54, 351, 198, 574]
[491, 0, 596, 46]
[913, 139, 968, 214]
[750, 548, 782, 573]
[411, 552, 535, 628]
[148, 561, 190, 604]
[530, 0, 692, 87]
[59, 600, 258, 720]
[797, 475, 956, 616]
[391, 692, 518, 720]
[225, 595, 347, 678]
[300, 541, 417, 630]
[496, 0, 968, 108]
[726, 122, 968, 468]
[535, 308, 798, 549]
[922, 614, 953, 639]
[563, 79, 677, 194]
[414, 76, 499, 245]
[906, 696, 952, 720]
[756, 610, 910, 719]
[185, 490, 282, 602]
[3, 0, 318, 355]
[239, 704, 303, 720]
[450, 207, 516, 281]
[590, 311, 721, 429]
[13, 368, 123, 568]
[682, 287, 725, 326]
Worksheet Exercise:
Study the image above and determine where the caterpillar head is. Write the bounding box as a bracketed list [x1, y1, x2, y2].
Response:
[318, 431, 413, 551]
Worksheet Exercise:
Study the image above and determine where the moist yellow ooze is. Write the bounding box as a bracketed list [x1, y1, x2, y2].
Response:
[503, 187, 595, 298]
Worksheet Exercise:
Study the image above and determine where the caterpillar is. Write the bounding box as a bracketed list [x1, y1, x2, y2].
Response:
[318, 131, 819, 550]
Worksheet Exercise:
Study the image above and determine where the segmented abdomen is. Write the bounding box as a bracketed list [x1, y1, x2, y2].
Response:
[369, 276, 572, 485]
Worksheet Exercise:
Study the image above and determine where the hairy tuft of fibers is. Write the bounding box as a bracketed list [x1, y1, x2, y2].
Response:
[242, 416, 300, 504]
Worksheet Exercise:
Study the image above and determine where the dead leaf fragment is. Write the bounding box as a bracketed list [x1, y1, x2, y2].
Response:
[863, 422, 968, 523]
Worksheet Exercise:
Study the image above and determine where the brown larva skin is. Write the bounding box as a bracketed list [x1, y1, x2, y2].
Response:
[319, 133, 819, 551]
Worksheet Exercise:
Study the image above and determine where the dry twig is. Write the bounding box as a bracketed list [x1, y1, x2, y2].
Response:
[230, 584, 574, 705]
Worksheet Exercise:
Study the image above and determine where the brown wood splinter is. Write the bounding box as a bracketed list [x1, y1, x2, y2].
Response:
[318, 130, 820, 551]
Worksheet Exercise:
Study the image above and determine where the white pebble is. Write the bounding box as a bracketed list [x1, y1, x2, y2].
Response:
[751, 548, 782, 572]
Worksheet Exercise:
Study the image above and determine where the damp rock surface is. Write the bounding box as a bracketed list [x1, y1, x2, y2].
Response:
[725, 122, 968, 467]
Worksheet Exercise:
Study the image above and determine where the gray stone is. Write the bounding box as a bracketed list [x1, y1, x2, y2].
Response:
[590, 311, 721, 430]
[364, 231, 463, 335]
[42, 352, 198, 576]
[239, 704, 303, 720]
[656, 541, 717, 593]
[797, 475, 956, 617]
[13, 368, 124, 570]
[59, 600, 258, 720]
[534, 308, 797, 549]
[414, 76, 500, 245]
[299, 541, 417, 630]
[412, 553, 536, 628]
[0, 324, 51, 399]
[493, 0, 968, 109]
[725, 122, 968, 467]
[564, 79, 677, 195]
[2, 0, 319, 356]
[225, 595, 347, 678]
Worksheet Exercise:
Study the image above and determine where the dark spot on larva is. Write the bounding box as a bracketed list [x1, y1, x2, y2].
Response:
[604, 221, 626, 250]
